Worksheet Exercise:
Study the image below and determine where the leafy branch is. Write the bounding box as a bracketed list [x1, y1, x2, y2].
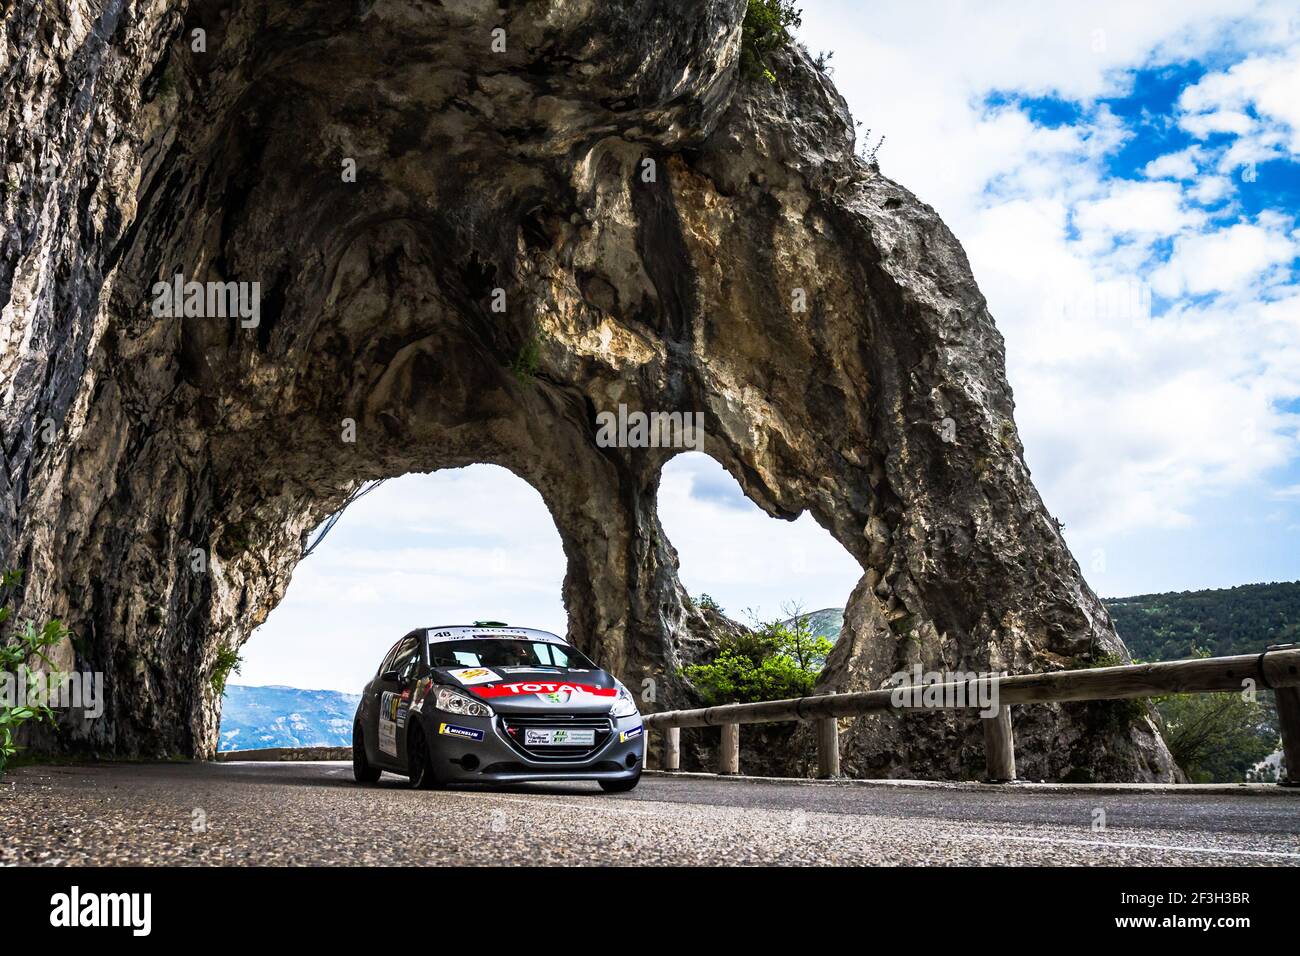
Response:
[1, 570, 70, 772]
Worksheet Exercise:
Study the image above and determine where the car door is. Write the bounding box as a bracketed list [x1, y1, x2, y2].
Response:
[369, 636, 411, 767]
[375, 634, 421, 768]
[392, 635, 428, 768]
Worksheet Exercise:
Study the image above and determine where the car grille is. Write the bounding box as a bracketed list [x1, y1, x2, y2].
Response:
[497, 713, 613, 761]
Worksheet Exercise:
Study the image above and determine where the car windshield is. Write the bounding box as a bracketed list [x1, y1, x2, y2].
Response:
[428, 638, 595, 670]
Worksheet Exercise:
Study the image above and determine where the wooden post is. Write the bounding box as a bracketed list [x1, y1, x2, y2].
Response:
[664, 726, 681, 772]
[817, 717, 840, 778]
[719, 723, 740, 774]
[982, 705, 1016, 782]
[1276, 686, 1300, 786]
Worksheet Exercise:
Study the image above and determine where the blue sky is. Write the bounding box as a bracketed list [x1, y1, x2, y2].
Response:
[240, 1, 1300, 692]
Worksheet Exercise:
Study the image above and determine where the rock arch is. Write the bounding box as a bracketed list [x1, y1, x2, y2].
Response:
[1, 0, 1174, 777]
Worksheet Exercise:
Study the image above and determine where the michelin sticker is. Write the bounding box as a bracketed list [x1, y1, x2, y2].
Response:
[439, 722, 485, 741]
[449, 667, 501, 686]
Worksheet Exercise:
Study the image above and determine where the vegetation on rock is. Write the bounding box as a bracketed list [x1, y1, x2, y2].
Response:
[210, 646, 242, 698]
[740, 0, 802, 83]
[0, 570, 69, 774]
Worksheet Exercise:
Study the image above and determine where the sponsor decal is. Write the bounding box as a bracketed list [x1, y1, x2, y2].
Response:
[524, 727, 596, 746]
[449, 666, 502, 686]
[499, 665, 561, 674]
[378, 718, 397, 756]
[381, 690, 410, 727]
[620, 725, 643, 743]
[472, 681, 618, 701]
[438, 722, 485, 741]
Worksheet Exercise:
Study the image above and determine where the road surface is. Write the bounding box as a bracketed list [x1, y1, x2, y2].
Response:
[2, 762, 1298, 865]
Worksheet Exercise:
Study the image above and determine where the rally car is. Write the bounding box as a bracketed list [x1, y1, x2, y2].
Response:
[352, 624, 643, 791]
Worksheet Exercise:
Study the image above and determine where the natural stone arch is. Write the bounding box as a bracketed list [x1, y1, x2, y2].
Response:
[1, 0, 1175, 778]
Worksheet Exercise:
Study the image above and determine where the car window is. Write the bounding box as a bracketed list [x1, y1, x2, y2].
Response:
[377, 640, 403, 677]
[534, 642, 581, 667]
[428, 639, 594, 670]
[391, 637, 420, 677]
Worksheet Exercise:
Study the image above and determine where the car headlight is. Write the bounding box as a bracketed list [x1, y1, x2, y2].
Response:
[610, 684, 639, 719]
[433, 685, 494, 718]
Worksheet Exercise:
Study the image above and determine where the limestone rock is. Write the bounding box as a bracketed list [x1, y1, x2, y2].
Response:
[1, 0, 1176, 779]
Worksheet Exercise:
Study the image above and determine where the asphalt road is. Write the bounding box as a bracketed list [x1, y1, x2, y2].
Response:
[2, 761, 1298, 865]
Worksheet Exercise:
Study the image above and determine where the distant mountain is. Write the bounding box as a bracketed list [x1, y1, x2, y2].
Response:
[219, 684, 361, 752]
[783, 607, 843, 643]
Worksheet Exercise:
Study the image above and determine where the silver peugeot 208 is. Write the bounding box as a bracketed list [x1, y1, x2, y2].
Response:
[352, 625, 644, 791]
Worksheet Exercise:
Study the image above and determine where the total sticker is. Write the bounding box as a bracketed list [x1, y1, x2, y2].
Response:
[448, 667, 501, 686]
[472, 681, 617, 699]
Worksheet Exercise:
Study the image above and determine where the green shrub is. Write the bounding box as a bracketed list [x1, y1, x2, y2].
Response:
[510, 335, 542, 384]
[684, 608, 831, 705]
[1155, 691, 1277, 783]
[694, 593, 723, 614]
[210, 645, 242, 697]
[740, 0, 802, 83]
[1, 570, 70, 774]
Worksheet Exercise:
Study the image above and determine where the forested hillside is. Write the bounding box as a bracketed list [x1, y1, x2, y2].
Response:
[1105, 581, 1300, 661]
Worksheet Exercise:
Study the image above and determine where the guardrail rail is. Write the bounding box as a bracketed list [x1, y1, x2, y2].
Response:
[640, 645, 1300, 784]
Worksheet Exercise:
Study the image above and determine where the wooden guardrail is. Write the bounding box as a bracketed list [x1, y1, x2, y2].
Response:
[642, 645, 1300, 784]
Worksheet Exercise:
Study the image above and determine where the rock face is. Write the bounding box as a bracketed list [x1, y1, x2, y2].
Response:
[1, 0, 1176, 778]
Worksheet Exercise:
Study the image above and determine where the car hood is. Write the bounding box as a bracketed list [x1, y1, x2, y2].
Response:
[432, 665, 622, 715]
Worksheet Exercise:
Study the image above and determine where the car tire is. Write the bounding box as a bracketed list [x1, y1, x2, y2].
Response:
[407, 725, 443, 790]
[599, 771, 641, 793]
[352, 721, 381, 784]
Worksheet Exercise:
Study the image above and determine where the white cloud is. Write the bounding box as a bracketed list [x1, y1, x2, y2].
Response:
[657, 454, 862, 617]
[1180, 108, 1256, 139]
[1150, 220, 1298, 296]
[800, 0, 1300, 563]
[1179, 45, 1300, 155]
[240, 466, 570, 692]
[1073, 179, 1206, 256]
[1142, 146, 1204, 179]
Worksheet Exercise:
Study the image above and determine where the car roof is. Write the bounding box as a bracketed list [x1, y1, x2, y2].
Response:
[423, 625, 569, 646]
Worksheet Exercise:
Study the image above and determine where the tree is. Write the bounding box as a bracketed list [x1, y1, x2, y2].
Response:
[683, 601, 833, 706]
[1155, 691, 1277, 783]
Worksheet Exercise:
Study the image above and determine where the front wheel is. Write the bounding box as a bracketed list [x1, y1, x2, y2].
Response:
[407, 725, 443, 790]
[599, 771, 641, 793]
[352, 721, 381, 784]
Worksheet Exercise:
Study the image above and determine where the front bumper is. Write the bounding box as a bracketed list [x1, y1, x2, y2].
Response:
[423, 709, 644, 784]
